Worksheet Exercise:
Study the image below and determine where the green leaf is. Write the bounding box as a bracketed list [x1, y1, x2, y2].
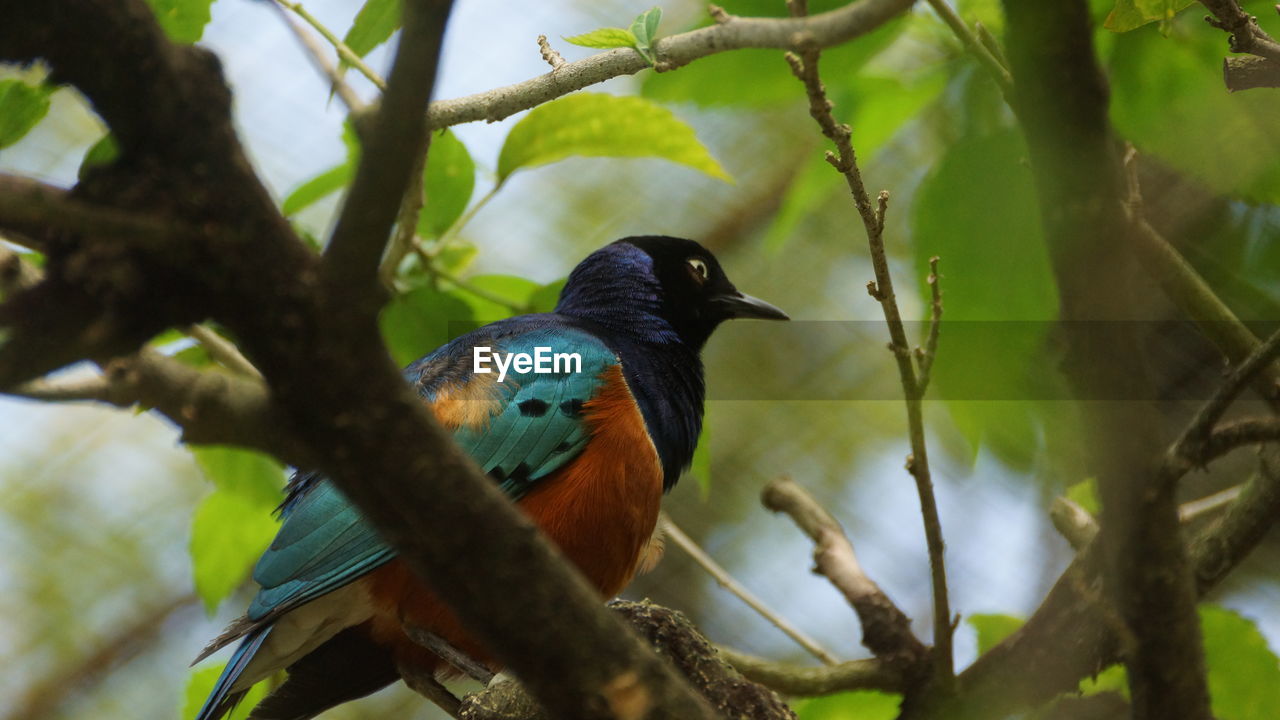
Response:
[496, 93, 731, 183]
[0, 79, 52, 150]
[1104, 0, 1195, 32]
[563, 28, 637, 50]
[379, 285, 474, 366]
[630, 7, 663, 64]
[182, 664, 269, 720]
[435, 241, 479, 274]
[187, 449, 282, 612]
[144, 0, 216, 43]
[793, 690, 901, 720]
[190, 487, 280, 613]
[913, 129, 1057, 470]
[527, 279, 567, 314]
[78, 133, 119, 180]
[451, 274, 542, 320]
[1201, 605, 1280, 720]
[418, 129, 476, 238]
[1065, 478, 1101, 515]
[1110, 17, 1280, 202]
[968, 613, 1024, 654]
[190, 446, 285, 506]
[344, 0, 402, 57]
[281, 163, 353, 216]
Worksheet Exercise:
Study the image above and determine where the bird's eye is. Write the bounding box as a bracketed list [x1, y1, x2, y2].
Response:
[687, 257, 709, 283]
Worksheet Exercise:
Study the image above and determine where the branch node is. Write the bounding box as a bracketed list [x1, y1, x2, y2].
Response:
[708, 4, 732, 23]
[537, 34, 567, 70]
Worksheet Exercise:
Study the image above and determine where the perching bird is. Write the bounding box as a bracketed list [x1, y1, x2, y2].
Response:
[193, 236, 788, 720]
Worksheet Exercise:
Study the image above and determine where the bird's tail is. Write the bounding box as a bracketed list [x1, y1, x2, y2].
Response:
[193, 625, 273, 720]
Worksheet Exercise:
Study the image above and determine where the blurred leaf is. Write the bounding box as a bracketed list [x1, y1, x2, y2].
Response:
[282, 162, 352, 216]
[145, 0, 216, 43]
[1065, 478, 1101, 515]
[643, 15, 904, 106]
[419, 129, 476, 238]
[1201, 605, 1280, 720]
[496, 93, 731, 183]
[190, 488, 279, 613]
[380, 285, 474, 366]
[191, 446, 285, 506]
[183, 664, 269, 720]
[1079, 664, 1129, 696]
[0, 78, 52, 150]
[957, 0, 1004, 33]
[527, 278, 566, 314]
[343, 0, 402, 57]
[452, 274, 542, 320]
[793, 690, 901, 719]
[913, 129, 1057, 469]
[564, 27, 637, 49]
[968, 613, 1024, 654]
[78, 133, 119, 180]
[630, 7, 662, 64]
[1104, 0, 1195, 32]
[435, 241, 479, 274]
[1110, 18, 1280, 202]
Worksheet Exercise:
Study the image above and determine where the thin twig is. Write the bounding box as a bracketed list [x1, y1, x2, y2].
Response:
[1179, 484, 1244, 522]
[661, 515, 839, 665]
[186, 324, 262, 379]
[1201, 0, 1280, 61]
[275, 0, 388, 91]
[412, 242, 527, 314]
[785, 9, 954, 686]
[716, 645, 903, 696]
[1168, 328, 1280, 477]
[270, 0, 366, 112]
[915, 256, 943, 392]
[974, 22, 1010, 71]
[403, 624, 495, 684]
[380, 132, 433, 288]
[925, 0, 1014, 93]
[537, 35, 567, 70]
[762, 478, 929, 672]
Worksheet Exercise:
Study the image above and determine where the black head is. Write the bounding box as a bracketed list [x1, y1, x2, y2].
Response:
[555, 236, 788, 349]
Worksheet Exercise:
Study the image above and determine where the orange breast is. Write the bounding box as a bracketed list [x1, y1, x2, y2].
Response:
[363, 364, 664, 671]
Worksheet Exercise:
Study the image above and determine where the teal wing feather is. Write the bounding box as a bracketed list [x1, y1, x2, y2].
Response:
[244, 323, 619, 623]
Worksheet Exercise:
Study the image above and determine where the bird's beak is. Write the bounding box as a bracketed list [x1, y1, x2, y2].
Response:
[713, 291, 790, 321]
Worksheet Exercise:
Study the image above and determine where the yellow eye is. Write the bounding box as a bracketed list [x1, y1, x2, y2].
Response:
[687, 257, 709, 282]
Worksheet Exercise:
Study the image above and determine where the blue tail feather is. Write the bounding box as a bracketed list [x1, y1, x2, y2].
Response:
[194, 625, 272, 720]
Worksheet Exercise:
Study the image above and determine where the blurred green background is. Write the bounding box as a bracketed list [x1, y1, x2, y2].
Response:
[1, 1, 1278, 718]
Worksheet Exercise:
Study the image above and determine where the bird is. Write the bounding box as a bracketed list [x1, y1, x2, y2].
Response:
[192, 235, 788, 720]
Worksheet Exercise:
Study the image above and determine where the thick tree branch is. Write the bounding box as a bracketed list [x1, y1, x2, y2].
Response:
[0, 174, 187, 249]
[1000, 2, 1212, 716]
[423, 0, 915, 130]
[1224, 53, 1280, 89]
[762, 478, 929, 675]
[0, 2, 718, 717]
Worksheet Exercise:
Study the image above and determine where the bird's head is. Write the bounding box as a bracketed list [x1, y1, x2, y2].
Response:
[556, 236, 788, 350]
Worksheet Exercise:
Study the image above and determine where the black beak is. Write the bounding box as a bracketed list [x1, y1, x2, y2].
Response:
[713, 291, 790, 321]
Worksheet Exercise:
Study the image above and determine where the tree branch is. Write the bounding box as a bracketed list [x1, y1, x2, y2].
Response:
[423, 0, 916, 130]
[762, 478, 929, 675]
[0, 174, 189, 249]
[783, 5, 953, 688]
[1224, 54, 1280, 90]
[1201, 0, 1280, 60]
[716, 646, 902, 696]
